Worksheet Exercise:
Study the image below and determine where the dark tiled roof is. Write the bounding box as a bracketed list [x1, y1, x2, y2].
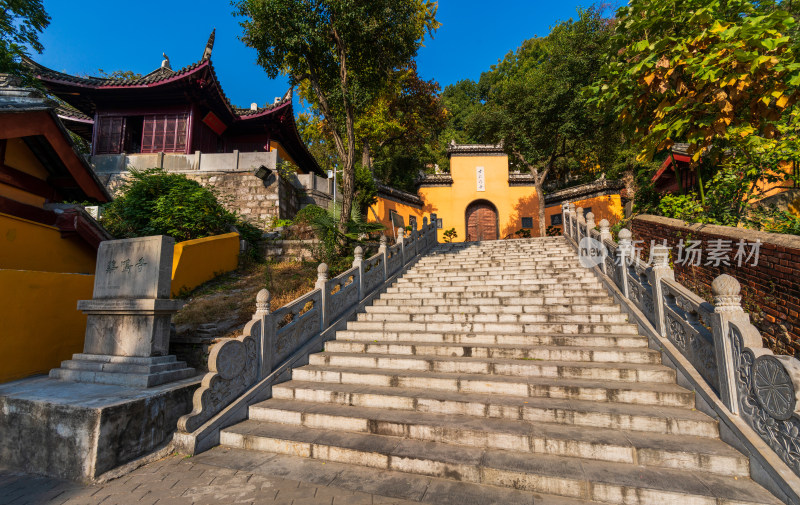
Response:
[376, 183, 424, 207]
[446, 143, 505, 157]
[544, 178, 625, 205]
[55, 101, 92, 122]
[26, 57, 202, 87]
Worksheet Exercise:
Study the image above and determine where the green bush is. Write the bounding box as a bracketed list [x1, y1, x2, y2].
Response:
[103, 168, 260, 245]
[657, 194, 707, 223]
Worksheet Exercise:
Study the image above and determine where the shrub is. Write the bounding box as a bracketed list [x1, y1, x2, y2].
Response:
[102, 168, 258, 244]
[657, 194, 706, 223]
[443, 228, 457, 243]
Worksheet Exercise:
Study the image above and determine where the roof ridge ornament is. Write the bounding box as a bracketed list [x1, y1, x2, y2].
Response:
[161, 53, 171, 70]
[202, 29, 216, 61]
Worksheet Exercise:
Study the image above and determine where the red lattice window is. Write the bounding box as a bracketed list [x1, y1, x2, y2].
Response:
[95, 116, 125, 154]
[141, 113, 189, 153]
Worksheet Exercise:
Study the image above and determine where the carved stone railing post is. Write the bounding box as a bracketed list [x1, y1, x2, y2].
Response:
[422, 217, 429, 250]
[585, 212, 595, 251]
[397, 228, 406, 264]
[711, 274, 752, 414]
[576, 207, 585, 243]
[585, 212, 595, 234]
[568, 203, 576, 242]
[648, 244, 673, 338]
[255, 289, 273, 378]
[598, 219, 611, 274]
[561, 203, 569, 238]
[617, 228, 632, 297]
[315, 263, 329, 330]
[353, 246, 364, 300]
[378, 234, 388, 282]
[430, 213, 438, 246]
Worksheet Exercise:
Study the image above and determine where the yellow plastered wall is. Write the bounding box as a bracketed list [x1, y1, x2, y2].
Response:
[0, 269, 94, 383]
[270, 140, 300, 171]
[544, 195, 624, 233]
[171, 232, 240, 297]
[418, 154, 540, 242]
[369, 197, 425, 238]
[1, 213, 97, 274]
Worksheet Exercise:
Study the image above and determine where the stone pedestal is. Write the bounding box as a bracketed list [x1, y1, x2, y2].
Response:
[50, 236, 194, 388]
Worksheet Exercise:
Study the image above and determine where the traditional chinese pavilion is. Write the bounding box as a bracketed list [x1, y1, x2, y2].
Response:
[28, 31, 322, 175]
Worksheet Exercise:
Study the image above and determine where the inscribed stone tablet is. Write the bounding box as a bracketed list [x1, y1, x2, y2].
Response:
[93, 236, 174, 299]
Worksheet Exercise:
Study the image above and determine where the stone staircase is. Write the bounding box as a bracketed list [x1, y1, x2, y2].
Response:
[213, 237, 782, 504]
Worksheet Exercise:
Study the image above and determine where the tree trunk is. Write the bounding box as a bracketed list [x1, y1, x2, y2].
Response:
[362, 142, 372, 173]
[535, 181, 547, 238]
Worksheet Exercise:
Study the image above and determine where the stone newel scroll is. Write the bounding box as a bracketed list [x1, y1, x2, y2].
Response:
[50, 236, 195, 387]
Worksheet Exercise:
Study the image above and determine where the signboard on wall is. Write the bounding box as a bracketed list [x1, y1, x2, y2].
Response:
[476, 166, 485, 192]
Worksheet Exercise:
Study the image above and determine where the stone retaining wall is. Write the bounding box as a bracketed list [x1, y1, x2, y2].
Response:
[631, 215, 800, 356]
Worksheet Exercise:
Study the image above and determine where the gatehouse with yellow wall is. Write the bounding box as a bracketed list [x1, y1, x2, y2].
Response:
[370, 143, 625, 243]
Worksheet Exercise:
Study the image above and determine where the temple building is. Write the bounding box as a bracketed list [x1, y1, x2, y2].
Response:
[28, 31, 330, 227]
[29, 30, 322, 176]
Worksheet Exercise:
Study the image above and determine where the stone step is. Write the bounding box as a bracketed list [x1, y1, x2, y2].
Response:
[307, 352, 669, 381]
[385, 283, 605, 294]
[334, 330, 648, 348]
[247, 400, 748, 477]
[384, 286, 608, 296]
[411, 263, 583, 272]
[219, 422, 778, 504]
[397, 272, 597, 286]
[322, 342, 657, 364]
[289, 367, 692, 406]
[197, 446, 605, 505]
[355, 312, 630, 324]
[395, 278, 601, 288]
[346, 320, 640, 335]
[373, 294, 616, 306]
[271, 382, 718, 437]
[364, 303, 622, 314]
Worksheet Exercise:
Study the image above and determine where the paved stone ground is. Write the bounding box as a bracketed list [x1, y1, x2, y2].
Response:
[0, 455, 417, 505]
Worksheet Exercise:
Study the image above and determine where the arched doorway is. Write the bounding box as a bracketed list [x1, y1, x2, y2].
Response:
[465, 200, 499, 242]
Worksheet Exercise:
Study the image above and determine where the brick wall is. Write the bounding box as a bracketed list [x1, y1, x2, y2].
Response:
[631, 215, 800, 356]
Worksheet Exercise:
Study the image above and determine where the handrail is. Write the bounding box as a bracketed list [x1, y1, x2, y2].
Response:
[561, 203, 800, 480]
[176, 213, 439, 446]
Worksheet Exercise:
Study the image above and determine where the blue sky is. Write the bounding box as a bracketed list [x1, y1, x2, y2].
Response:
[38, 1, 594, 109]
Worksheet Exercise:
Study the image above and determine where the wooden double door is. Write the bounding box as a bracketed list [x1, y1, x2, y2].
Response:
[466, 200, 498, 242]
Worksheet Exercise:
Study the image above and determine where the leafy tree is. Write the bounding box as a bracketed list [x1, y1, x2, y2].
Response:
[471, 8, 615, 236]
[298, 63, 447, 192]
[235, 0, 439, 233]
[357, 63, 446, 174]
[591, 0, 800, 166]
[437, 79, 485, 170]
[1, 0, 50, 78]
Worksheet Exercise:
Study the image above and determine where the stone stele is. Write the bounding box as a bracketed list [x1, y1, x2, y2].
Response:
[50, 236, 195, 387]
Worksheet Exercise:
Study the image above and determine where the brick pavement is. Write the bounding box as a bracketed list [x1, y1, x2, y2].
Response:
[0, 455, 417, 505]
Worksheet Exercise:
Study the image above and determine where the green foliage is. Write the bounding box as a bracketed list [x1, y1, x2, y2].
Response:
[102, 169, 258, 244]
[590, 0, 800, 164]
[442, 227, 457, 243]
[235, 0, 439, 227]
[657, 194, 707, 222]
[748, 206, 800, 235]
[294, 202, 384, 263]
[514, 229, 532, 239]
[0, 0, 50, 78]
[546, 225, 562, 237]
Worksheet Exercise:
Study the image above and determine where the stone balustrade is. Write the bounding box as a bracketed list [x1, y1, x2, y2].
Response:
[562, 203, 800, 478]
[176, 215, 439, 451]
